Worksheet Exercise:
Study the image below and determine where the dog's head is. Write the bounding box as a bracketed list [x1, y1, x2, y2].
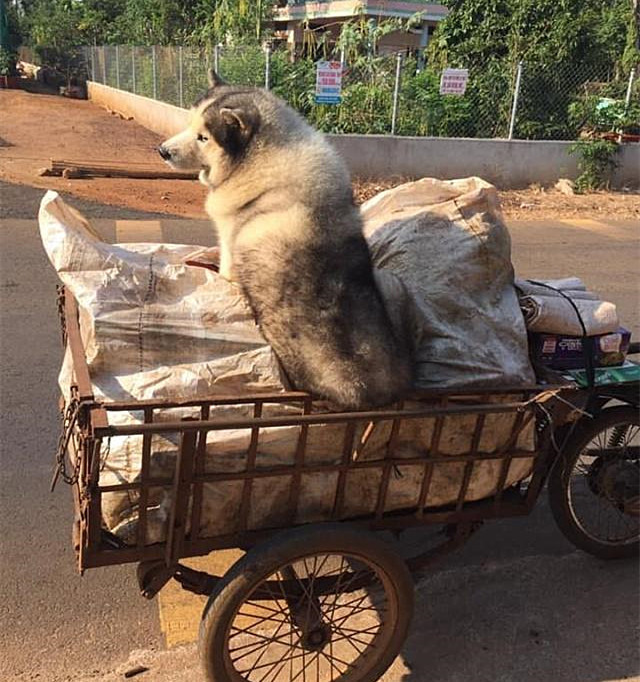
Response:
[158, 70, 261, 187]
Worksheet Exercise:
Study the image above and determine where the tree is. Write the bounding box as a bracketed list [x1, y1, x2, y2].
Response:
[429, 0, 636, 139]
[19, 0, 274, 47]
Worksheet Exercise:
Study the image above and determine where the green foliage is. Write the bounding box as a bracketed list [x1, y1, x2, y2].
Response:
[568, 95, 640, 137]
[434, 0, 636, 140]
[15, 0, 638, 141]
[23, 0, 88, 84]
[218, 44, 266, 87]
[570, 139, 620, 192]
[335, 14, 401, 64]
[19, 0, 272, 47]
[0, 45, 17, 76]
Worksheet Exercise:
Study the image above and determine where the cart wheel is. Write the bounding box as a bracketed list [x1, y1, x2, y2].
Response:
[199, 524, 414, 682]
[548, 406, 639, 559]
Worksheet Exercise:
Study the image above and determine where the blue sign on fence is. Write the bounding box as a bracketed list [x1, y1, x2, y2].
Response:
[315, 61, 343, 105]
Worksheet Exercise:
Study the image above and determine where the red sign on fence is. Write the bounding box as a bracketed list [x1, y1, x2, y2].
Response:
[440, 68, 469, 96]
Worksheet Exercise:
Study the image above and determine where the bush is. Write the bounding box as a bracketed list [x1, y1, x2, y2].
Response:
[570, 139, 619, 192]
[0, 46, 18, 76]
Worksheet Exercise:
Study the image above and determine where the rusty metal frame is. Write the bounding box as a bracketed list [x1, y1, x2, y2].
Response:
[58, 289, 580, 574]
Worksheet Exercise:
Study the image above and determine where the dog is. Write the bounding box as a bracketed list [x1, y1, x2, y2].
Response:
[158, 70, 412, 408]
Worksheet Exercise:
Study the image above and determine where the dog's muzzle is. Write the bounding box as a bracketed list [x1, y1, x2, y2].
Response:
[157, 145, 172, 161]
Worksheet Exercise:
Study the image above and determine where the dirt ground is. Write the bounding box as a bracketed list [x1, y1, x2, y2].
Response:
[1, 88, 639, 220]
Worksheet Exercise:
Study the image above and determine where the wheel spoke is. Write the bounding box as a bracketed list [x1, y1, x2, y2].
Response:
[230, 623, 304, 669]
[220, 542, 405, 682]
[236, 611, 288, 627]
[236, 647, 304, 676]
[245, 600, 291, 617]
[332, 622, 381, 637]
[566, 416, 640, 546]
[319, 648, 354, 676]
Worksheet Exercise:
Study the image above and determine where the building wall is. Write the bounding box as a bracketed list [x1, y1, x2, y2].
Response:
[272, 1, 447, 51]
[274, 1, 448, 22]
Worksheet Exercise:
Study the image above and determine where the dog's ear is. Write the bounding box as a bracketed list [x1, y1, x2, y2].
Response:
[207, 68, 225, 88]
[214, 105, 260, 156]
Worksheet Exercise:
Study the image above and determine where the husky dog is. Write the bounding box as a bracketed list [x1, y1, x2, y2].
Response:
[159, 71, 412, 408]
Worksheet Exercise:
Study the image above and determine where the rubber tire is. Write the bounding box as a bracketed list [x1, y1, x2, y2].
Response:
[548, 406, 639, 560]
[199, 524, 414, 682]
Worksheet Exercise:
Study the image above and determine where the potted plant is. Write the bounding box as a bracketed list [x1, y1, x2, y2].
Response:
[0, 46, 20, 88]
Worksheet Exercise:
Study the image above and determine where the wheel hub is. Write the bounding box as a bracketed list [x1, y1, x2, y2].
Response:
[588, 457, 640, 516]
[301, 623, 332, 651]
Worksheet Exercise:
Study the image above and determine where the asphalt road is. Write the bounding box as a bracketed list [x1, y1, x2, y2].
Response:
[1, 180, 638, 682]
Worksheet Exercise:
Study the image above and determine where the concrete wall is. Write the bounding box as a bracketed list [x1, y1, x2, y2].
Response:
[89, 81, 189, 138]
[88, 81, 640, 189]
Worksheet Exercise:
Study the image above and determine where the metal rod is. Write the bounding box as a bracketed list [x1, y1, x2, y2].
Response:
[101, 46, 106, 85]
[189, 404, 210, 541]
[96, 401, 534, 438]
[78, 493, 531, 570]
[375, 411, 403, 518]
[238, 402, 263, 531]
[132, 46, 136, 94]
[391, 52, 403, 135]
[164, 428, 197, 567]
[455, 414, 484, 511]
[508, 60, 523, 140]
[340, 47, 345, 67]
[178, 45, 184, 107]
[493, 411, 529, 508]
[625, 67, 636, 110]
[214, 43, 220, 75]
[332, 421, 357, 519]
[137, 409, 153, 549]
[100, 383, 565, 412]
[90, 46, 95, 82]
[264, 44, 271, 90]
[97, 448, 539, 493]
[115, 44, 120, 89]
[152, 45, 157, 100]
[287, 397, 312, 522]
[417, 22, 429, 73]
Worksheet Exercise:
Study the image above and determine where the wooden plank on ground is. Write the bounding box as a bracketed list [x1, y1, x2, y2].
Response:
[44, 159, 198, 180]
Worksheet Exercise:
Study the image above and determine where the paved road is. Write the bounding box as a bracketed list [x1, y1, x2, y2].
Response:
[1, 182, 638, 681]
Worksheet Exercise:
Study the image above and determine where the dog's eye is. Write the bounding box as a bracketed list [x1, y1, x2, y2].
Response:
[197, 133, 208, 142]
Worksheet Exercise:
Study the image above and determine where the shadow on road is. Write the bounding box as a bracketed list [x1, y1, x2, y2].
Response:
[395, 511, 639, 682]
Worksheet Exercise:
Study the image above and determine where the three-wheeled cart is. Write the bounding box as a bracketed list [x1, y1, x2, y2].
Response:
[54, 288, 639, 682]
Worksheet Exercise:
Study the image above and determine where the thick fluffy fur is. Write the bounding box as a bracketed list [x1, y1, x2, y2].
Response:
[159, 72, 412, 408]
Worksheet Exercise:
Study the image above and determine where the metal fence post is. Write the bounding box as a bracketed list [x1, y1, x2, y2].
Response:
[264, 44, 271, 90]
[179, 45, 184, 107]
[90, 46, 95, 81]
[101, 46, 106, 84]
[391, 52, 403, 135]
[340, 47, 345, 67]
[132, 46, 136, 94]
[624, 67, 636, 110]
[115, 44, 120, 89]
[214, 43, 220, 76]
[508, 60, 523, 140]
[417, 22, 429, 73]
[152, 45, 157, 100]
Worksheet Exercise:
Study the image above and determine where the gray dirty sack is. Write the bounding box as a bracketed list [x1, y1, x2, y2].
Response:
[363, 177, 535, 388]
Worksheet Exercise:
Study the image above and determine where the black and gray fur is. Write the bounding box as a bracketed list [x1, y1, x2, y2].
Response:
[159, 72, 412, 409]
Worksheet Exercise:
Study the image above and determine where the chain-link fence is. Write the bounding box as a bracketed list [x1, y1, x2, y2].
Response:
[85, 44, 638, 141]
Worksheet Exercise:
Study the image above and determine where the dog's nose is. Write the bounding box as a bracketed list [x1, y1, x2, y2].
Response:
[157, 145, 171, 160]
